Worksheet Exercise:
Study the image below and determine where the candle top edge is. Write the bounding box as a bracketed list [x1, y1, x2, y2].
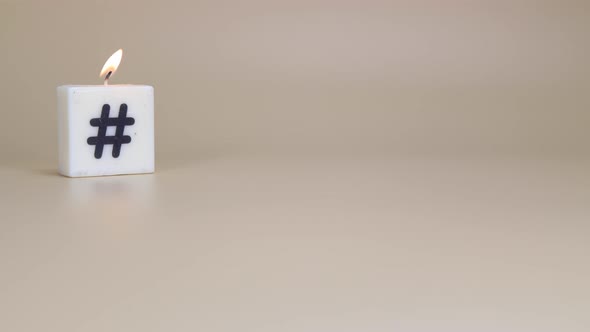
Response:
[58, 84, 153, 88]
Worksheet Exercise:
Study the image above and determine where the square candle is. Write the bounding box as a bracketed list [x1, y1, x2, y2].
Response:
[57, 85, 154, 177]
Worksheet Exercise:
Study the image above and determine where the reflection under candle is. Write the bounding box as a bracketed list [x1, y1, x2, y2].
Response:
[65, 175, 156, 225]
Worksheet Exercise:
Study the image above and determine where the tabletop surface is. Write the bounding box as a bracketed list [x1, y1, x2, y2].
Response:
[1, 154, 589, 332]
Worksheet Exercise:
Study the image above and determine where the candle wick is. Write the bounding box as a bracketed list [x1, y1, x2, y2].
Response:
[104, 71, 113, 86]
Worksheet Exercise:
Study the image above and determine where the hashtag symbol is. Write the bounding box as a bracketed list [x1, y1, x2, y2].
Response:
[87, 103, 135, 159]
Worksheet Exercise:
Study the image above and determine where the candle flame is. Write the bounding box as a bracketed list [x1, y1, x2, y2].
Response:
[99, 49, 123, 80]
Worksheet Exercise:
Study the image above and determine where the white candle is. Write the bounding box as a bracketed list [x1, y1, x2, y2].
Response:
[57, 49, 154, 177]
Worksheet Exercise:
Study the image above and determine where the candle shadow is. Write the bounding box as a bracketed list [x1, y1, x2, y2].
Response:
[36, 168, 61, 177]
[7, 147, 238, 177]
[0, 159, 61, 177]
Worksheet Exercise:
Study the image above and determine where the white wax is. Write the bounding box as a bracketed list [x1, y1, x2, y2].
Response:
[57, 85, 154, 177]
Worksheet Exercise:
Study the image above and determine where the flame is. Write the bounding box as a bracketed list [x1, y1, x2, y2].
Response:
[99, 49, 123, 79]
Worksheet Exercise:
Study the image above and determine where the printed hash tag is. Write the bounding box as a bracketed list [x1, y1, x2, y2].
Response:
[87, 104, 135, 159]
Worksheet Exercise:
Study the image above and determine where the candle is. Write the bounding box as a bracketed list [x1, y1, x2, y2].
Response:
[57, 49, 154, 177]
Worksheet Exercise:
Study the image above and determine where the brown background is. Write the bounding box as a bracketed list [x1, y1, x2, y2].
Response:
[1, 1, 590, 332]
[1, 0, 589, 162]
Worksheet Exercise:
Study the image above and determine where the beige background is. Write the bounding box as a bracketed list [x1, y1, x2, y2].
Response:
[1, 0, 589, 160]
[1, 1, 590, 331]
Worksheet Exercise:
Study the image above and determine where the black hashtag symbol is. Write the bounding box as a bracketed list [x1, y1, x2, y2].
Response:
[87, 103, 135, 159]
